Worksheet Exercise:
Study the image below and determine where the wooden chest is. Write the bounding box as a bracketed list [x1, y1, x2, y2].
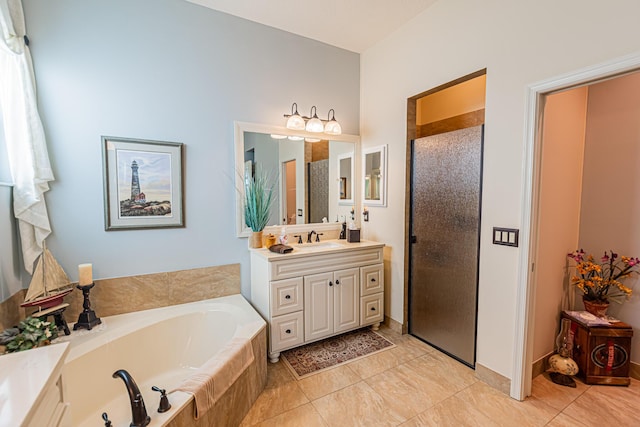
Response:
[561, 311, 633, 386]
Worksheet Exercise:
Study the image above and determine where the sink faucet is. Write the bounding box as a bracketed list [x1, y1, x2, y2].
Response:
[113, 369, 151, 427]
[307, 230, 316, 243]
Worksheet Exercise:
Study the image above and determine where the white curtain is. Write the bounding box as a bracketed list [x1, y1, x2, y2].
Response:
[0, 0, 54, 274]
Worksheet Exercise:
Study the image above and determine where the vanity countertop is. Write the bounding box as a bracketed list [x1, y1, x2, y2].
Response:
[0, 342, 69, 427]
[250, 239, 384, 261]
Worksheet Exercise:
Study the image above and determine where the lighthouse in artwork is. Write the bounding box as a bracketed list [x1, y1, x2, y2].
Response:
[130, 161, 145, 203]
[130, 160, 141, 201]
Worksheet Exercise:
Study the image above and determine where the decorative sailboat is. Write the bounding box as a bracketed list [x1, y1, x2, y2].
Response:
[20, 242, 73, 311]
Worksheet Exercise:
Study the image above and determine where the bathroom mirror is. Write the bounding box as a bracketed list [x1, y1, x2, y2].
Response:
[363, 145, 387, 207]
[234, 122, 360, 237]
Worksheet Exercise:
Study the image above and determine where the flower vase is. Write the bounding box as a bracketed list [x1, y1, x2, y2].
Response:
[248, 231, 263, 249]
[582, 297, 609, 317]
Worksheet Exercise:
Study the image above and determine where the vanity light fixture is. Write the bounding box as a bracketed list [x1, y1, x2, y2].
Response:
[305, 137, 322, 143]
[270, 134, 287, 139]
[305, 106, 324, 133]
[283, 103, 342, 135]
[288, 135, 304, 141]
[285, 102, 306, 131]
[324, 109, 342, 135]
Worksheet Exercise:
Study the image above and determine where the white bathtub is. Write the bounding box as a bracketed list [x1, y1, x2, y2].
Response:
[60, 294, 265, 427]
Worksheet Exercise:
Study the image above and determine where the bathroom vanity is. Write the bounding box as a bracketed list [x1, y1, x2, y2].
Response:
[0, 342, 71, 427]
[250, 239, 384, 362]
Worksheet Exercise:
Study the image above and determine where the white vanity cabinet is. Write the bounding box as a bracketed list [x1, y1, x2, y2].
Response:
[0, 342, 71, 427]
[250, 240, 384, 362]
[304, 267, 360, 342]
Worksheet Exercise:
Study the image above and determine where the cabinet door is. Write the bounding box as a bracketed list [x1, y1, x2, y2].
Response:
[334, 268, 360, 333]
[304, 272, 333, 341]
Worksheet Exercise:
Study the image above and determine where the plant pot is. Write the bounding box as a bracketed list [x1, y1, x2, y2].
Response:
[248, 230, 263, 249]
[582, 297, 609, 317]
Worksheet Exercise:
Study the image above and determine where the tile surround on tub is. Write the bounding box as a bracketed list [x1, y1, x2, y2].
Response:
[0, 289, 26, 330]
[62, 264, 241, 321]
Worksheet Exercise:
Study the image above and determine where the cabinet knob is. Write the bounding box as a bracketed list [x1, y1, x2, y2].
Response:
[371, 307, 376, 311]
[329, 281, 333, 286]
[285, 295, 291, 299]
[335, 279, 340, 285]
[371, 278, 376, 282]
[285, 329, 291, 334]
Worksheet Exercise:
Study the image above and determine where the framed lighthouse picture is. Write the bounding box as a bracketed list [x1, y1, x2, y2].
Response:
[102, 136, 184, 230]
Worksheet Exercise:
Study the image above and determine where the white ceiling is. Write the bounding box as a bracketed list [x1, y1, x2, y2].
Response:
[185, 0, 438, 53]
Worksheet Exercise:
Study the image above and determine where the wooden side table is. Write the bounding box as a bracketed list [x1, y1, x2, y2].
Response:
[561, 311, 633, 386]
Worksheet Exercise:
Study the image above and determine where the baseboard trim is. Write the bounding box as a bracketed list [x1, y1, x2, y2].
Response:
[631, 361, 640, 381]
[384, 315, 403, 334]
[476, 363, 511, 395]
[532, 352, 553, 379]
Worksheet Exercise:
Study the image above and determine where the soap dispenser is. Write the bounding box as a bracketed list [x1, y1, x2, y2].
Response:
[339, 220, 347, 240]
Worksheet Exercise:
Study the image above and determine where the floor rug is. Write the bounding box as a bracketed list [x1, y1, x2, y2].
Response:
[281, 328, 395, 379]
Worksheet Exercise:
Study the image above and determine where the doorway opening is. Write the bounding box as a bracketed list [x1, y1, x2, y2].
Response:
[283, 159, 297, 225]
[514, 52, 640, 400]
[406, 70, 486, 368]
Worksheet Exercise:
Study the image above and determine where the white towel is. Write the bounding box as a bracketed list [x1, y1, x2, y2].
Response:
[0, 0, 54, 274]
[175, 337, 255, 419]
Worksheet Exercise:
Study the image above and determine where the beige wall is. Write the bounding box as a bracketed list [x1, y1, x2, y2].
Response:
[578, 72, 640, 362]
[533, 87, 587, 362]
[360, 0, 640, 381]
[416, 74, 486, 125]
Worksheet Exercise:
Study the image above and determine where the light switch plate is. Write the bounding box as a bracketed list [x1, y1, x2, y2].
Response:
[492, 227, 519, 247]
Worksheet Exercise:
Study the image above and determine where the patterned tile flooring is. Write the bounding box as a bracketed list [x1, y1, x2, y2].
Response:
[240, 326, 640, 427]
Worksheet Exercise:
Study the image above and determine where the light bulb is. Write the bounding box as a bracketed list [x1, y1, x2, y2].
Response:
[324, 109, 342, 135]
[324, 120, 342, 135]
[286, 102, 306, 130]
[306, 106, 324, 133]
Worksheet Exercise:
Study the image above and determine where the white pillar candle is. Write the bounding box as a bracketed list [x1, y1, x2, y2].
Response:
[78, 263, 93, 286]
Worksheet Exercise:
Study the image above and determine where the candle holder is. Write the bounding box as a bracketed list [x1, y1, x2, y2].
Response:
[73, 283, 101, 330]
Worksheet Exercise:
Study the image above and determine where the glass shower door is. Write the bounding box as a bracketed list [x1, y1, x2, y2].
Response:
[409, 125, 483, 367]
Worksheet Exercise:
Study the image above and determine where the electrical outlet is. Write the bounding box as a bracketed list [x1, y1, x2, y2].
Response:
[493, 227, 519, 247]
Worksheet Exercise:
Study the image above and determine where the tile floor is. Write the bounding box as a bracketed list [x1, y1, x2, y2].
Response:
[240, 326, 640, 427]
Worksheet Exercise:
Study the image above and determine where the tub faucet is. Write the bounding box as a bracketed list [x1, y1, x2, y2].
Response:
[112, 369, 151, 427]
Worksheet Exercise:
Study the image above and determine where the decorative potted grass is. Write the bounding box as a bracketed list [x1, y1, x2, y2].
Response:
[244, 168, 275, 248]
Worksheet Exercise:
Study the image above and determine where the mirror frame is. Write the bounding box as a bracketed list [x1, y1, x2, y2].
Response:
[337, 152, 354, 206]
[362, 144, 387, 207]
[234, 121, 360, 237]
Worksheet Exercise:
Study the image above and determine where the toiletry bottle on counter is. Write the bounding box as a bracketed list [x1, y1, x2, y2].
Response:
[265, 233, 277, 248]
[279, 227, 288, 245]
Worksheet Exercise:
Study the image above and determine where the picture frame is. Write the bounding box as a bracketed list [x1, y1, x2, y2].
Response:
[102, 136, 184, 230]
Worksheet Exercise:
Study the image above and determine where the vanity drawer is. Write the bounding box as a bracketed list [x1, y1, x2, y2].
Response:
[271, 311, 304, 352]
[270, 248, 383, 280]
[360, 293, 384, 325]
[360, 263, 384, 296]
[270, 277, 303, 316]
